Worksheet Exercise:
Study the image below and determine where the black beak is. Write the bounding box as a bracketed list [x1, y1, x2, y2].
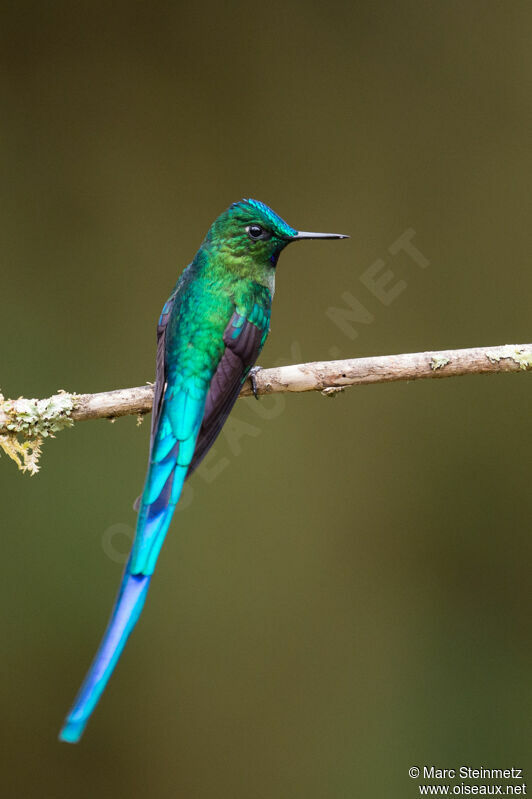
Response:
[289, 231, 349, 241]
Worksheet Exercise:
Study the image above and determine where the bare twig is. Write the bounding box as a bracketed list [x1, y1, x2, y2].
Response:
[0, 343, 530, 464]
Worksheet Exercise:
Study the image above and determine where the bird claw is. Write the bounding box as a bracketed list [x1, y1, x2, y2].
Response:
[248, 366, 262, 400]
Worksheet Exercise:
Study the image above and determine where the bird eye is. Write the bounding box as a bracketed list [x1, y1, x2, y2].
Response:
[246, 224, 271, 241]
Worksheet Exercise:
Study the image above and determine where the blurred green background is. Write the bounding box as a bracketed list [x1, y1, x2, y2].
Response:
[1, 1, 531, 797]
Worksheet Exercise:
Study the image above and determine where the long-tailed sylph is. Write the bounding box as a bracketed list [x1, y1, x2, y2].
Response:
[59, 199, 348, 742]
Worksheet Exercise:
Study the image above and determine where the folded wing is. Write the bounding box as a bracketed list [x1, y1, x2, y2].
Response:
[188, 304, 270, 476]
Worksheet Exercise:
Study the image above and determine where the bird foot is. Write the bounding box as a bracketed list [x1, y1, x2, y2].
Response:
[248, 366, 262, 400]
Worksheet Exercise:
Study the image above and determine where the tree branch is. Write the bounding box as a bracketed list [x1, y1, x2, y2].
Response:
[1, 343, 530, 472]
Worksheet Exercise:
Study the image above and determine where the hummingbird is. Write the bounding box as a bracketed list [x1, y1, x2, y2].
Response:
[59, 199, 348, 742]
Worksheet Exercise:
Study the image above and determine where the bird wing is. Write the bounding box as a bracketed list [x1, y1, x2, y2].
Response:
[132, 289, 178, 513]
[187, 303, 270, 476]
[150, 288, 178, 456]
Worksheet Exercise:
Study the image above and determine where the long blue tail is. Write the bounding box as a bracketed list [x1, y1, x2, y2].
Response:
[59, 563, 150, 743]
[59, 375, 207, 742]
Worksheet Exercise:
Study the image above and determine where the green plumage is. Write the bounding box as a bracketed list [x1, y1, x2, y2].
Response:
[59, 199, 347, 743]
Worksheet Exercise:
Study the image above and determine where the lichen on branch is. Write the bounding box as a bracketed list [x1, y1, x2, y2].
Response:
[485, 345, 532, 371]
[0, 390, 76, 474]
[0, 433, 43, 475]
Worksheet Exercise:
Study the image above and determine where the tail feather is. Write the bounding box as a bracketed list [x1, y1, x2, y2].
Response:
[59, 566, 150, 744]
[59, 380, 207, 742]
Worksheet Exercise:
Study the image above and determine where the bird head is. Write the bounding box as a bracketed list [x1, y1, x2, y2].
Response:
[203, 199, 348, 268]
